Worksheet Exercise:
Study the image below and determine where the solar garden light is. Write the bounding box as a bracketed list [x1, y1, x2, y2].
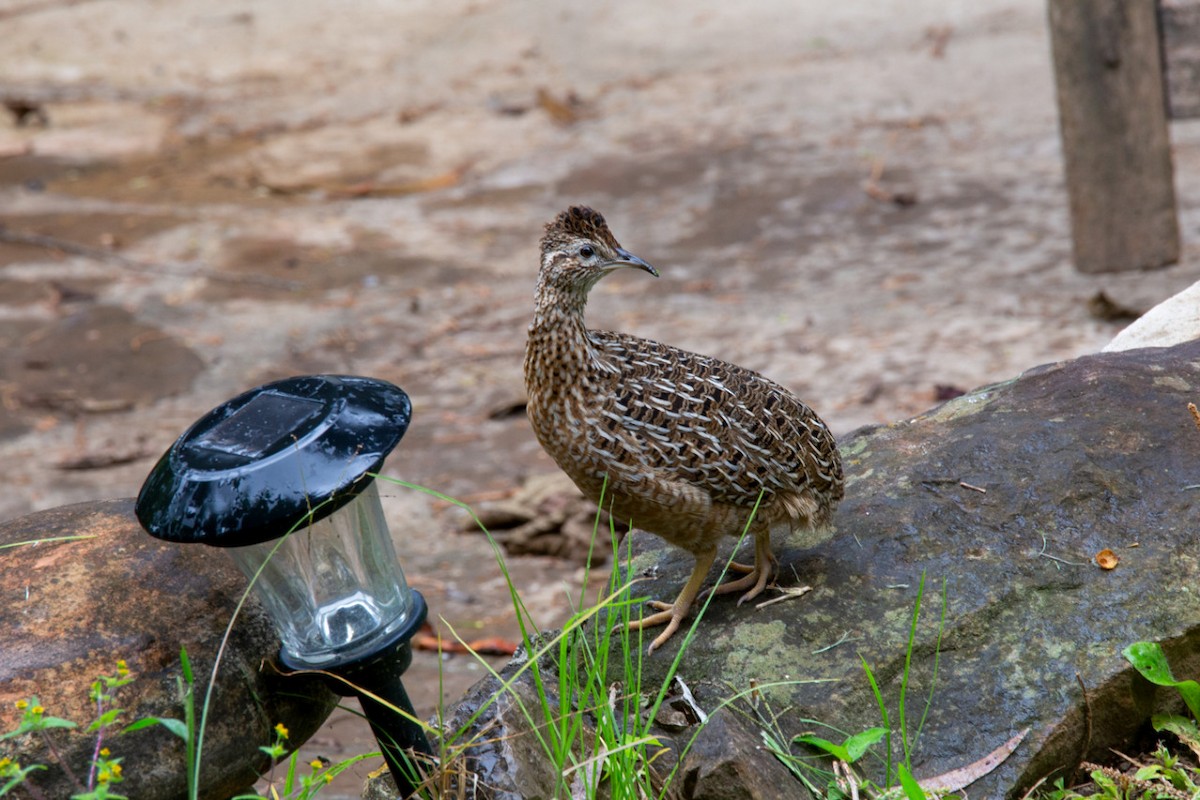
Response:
[135, 374, 433, 797]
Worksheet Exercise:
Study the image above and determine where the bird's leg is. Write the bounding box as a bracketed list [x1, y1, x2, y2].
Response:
[719, 537, 768, 576]
[709, 525, 776, 605]
[624, 547, 718, 654]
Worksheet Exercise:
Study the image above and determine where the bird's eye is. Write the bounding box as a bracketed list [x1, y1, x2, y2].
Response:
[579, 245, 595, 259]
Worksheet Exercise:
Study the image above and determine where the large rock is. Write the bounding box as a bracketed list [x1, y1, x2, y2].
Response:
[0, 499, 339, 800]
[417, 339, 1200, 799]
[636, 339, 1200, 797]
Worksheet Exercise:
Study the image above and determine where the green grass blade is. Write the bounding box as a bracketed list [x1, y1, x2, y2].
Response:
[913, 577, 947, 752]
[179, 647, 193, 685]
[860, 655, 893, 784]
[898, 571, 925, 768]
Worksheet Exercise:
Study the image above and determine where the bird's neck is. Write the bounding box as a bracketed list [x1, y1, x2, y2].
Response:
[525, 281, 602, 389]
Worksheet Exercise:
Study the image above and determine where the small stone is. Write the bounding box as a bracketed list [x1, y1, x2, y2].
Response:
[1104, 279, 1200, 352]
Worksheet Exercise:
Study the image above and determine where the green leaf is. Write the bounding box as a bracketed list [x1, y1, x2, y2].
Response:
[1090, 768, 1119, 792]
[45, 716, 78, 728]
[1152, 713, 1200, 736]
[1, 765, 46, 797]
[1123, 642, 1200, 720]
[793, 733, 851, 762]
[844, 727, 888, 762]
[1152, 713, 1200, 758]
[125, 717, 189, 741]
[86, 708, 124, 732]
[897, 763, 928, 799]
[1134, 763, 1166, 782]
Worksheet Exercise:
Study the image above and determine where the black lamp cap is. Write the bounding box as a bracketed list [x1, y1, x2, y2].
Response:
[136, 375, 411, 547]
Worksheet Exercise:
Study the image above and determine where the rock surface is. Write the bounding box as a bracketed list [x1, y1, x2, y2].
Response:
[409, 340, 1200, 799]
[0, 499, 338, 800]
[368, 646, 800, 800]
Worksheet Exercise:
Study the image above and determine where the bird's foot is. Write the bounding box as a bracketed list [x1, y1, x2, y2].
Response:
[619, 600, 686, 654]
[710, 566, 773, 606]
[698, 560, 755, 601]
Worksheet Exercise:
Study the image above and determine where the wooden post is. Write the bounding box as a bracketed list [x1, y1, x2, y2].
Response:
[1162, 0, 1200, 119]
[1047, 0, 1180, 273]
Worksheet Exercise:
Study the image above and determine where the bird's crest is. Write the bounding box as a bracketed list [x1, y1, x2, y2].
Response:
[541, 206, 622, 252]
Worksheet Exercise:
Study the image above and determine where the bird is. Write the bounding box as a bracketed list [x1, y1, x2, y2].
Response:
[523, 206, 843, 653]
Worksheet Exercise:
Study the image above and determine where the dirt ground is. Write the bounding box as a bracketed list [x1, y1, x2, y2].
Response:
[3, 0, 1200, 796]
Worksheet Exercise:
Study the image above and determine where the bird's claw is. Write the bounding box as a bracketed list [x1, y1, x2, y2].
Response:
[615, 600, 687, 654]
[647, 616, 681, 654]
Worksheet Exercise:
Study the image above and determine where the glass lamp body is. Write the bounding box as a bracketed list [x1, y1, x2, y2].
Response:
[228, 481, 415, 668]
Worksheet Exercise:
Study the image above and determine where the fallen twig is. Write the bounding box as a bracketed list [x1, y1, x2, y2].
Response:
[755, 585, 812, 609]
[832, 760, 861, 800]
[1036, 533, 1089, 568]
[919, 728, 1029, 792]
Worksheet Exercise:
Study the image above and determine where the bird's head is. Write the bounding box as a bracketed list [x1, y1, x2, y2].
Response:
[538, 206, 658, 297]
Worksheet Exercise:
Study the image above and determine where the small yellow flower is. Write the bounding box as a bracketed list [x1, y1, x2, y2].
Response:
[111, 763, 123, 778]
[15, 700, 27, 711]
[324, 774, 333, 784]
[309, 758, 324, 770]
[100, 747, 110, 757]
[0, 757, 11, 769]
[274, 722, 289, 740]
[97, 769, 111, 784]
[116, 659, 129, 676]
[30, 705, 44, 716]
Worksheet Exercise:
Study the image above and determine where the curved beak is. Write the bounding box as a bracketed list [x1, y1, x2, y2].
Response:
[610, 247, 659, 277]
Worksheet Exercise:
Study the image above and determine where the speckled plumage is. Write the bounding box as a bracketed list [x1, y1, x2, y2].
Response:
[524, 206, 843, 652]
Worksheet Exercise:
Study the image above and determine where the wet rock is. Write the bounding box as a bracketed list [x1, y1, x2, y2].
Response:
[393, 340, 1200, 799]
[428, 651, 573, 800]
[0, 499, 338, 800]
[673, 707, 803, 800]
[363, 644, 589, 799]
[363, 648, 804, 800]
[626, 338, 1200, 798]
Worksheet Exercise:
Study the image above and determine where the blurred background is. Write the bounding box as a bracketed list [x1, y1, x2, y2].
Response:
[2, 0, 1198, 795]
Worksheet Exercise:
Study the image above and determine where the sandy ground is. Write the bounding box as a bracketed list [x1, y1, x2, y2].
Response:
[3, 0, 1200, 795]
